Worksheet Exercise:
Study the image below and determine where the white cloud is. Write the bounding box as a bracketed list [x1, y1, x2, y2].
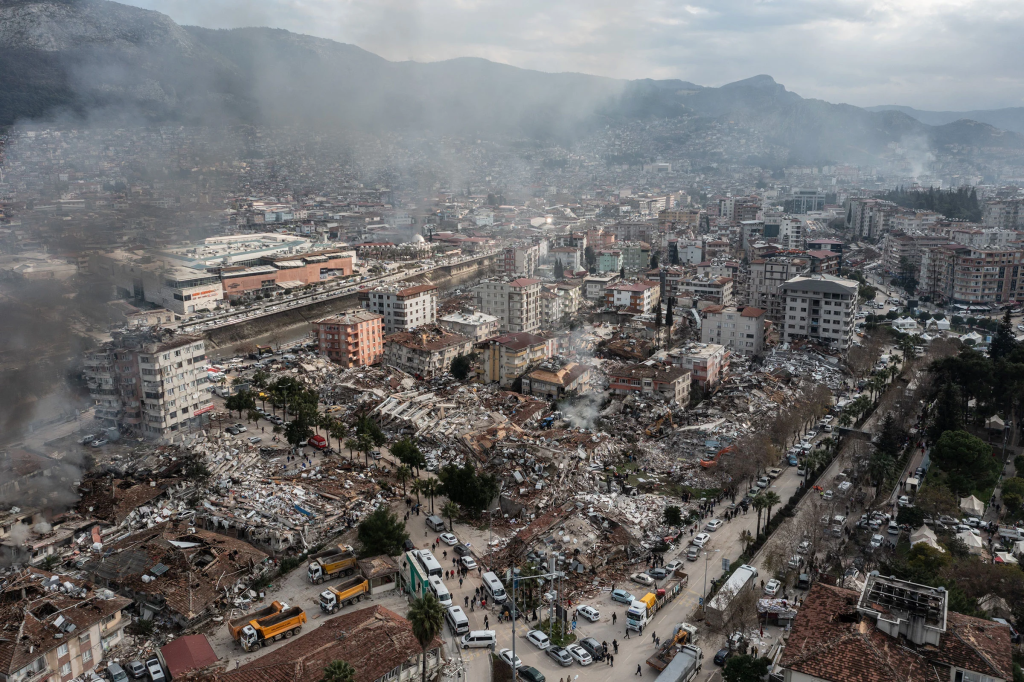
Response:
[123, 0, 1024, 110]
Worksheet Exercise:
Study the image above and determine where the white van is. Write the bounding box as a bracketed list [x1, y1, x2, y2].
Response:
[425, 515, 446, 532]
[481, 571, 507, 604]
[428, 575, 452, 607]
[460, 630, 497, 649]
[445, 605, 469, 635]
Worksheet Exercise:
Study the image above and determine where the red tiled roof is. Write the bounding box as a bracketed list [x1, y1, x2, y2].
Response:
[740, 307, 766, 318]
[162, 635, 218, 678]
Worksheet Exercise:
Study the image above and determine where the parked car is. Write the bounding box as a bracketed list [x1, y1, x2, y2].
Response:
[546, 646, 573, 667]
[611, 589, 635, 605]
[705, 519, 724, 532]
[788, 555, 804, 569]
[756, 477, 770, 488]
[439, 533, 458, 545]
[145, 658, 165, 682]
[577, 605, 600, 622]
[498, 649, 522, 669]
[763, 578, 781, 596]
[821, 490, 834, 501]
[90, 439, 109, 448]
[692, 532, 711, 548]
[714, 648, 733, 666]
[247, 436, 262, 444]
[526, 630, 551, 650]
[232, 424, 247, 433]
[453, 544, 472, 557]
[648, 567, 668, 580]
[631, 572, 655, 587]
[797, 540, 812, 554]
[686, 545, 701, 561]
[665, 560, 683, 574]
[565, 643, 593, 665]
[518, 666, 545, 682]
[870, 534, 884, 549]
[577, 637, 605, 661]
[127, 662, 147, 679]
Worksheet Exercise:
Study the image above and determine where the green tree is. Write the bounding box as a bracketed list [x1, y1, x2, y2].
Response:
[408, 594, 445, 682]
[931, 430, 999, 495]
[930, 383, 965, 441]
[553, 259, 564, 280]
[450, 354, 472, 381]
[285, 416, 313, 451]
[225, 389, 256, 418]
[665, 298, 674, 327]
[357, 506, 410, 557]
[442, 501, 459, 531]
[392, 437, 426, 476]
[437, 463, 500, 515]
[876, 414, 904, 458]
[396, 465, 411, 495]
[663, 505, 683, 527]
[869, 450, 896, 487]
[329, 419, 347, 452]
[897, 505, 926, 527]
[990, 309, 1018, 360]
[422, 478, 440, 515]
[723, 654, 771, 682]
[320, 660, 355, 682]
[410, 478, 425, 507]
[739, 529, 754, 553]
[752, 495, 769, 537]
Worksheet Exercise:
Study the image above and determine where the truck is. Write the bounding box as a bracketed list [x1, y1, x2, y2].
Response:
[654, 644, 702, 682]
[627, 572, 689, 632]
[227, 601, 284, 641]
[307, 546, 358, 583]
[319, 576, 370, 614]
[236, 606, 307, 651]
[705, 565, 758, 629]
[646, 623, 698, 672]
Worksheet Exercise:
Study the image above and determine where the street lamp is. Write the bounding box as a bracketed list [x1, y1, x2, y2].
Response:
[508, 563, 563, 682]
[701, 549, 721, 611]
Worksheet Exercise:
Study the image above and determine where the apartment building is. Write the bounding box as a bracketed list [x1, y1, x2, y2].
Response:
[677, 276, 734, 306]
[381, 327, 473, 378]
[83, 330, 212, 441]
[701, 306, 768, 355]
[549, 280, 584, 316]
[881, 231, 954, 276]
[597, 250, 623, 273]
[747, 255, 811, 321]
[502, 244, 539, 277]
[439, 311, 500, 342]
[604, 281, 660, 313]
[607, 363, 691, 405]
[549, 246, 582, 271]
[481, 332, 554, 387]
[521, 361, 591, 400]
[0, 569, 132, 682]
[539, 291, 564, 329]
[779, 274, 858, 352]
[983, 198, 1024, 229]
[583, 273, 620, 301]
[312, 310, 384, 367]
[845, 198, 899, 241]
[360, 284, 438, 334]
[618, 241, 651, 272]
[919, 245, 1024, 305]
[807, 250, 842, 275]
[672, 343, 728, 388]
[472, 278, 542, 333]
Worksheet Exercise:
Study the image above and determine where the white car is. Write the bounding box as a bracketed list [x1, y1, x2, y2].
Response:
[692, 532, 711, 548]
[822, 490, 834, 501]
[439, 533, 458, 546]
[631, 572, 655, 587]
[461, 556, 477, 570]
[526, 630, 551, 650]
[565, 643, 593, 666]
[498, 649, 522, 669]
[797, 540, 812, 554]
[705, 519, 724, 532]
[665, 560, 683, 574]
[764, 579, 781, 596]
[870, 534, 884, 549]
[898, 495, 911, 507]
[577, 605, 600, 622]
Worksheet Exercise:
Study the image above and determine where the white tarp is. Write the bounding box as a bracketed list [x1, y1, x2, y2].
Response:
[960, 495, 985, 517]
[957, 531, 984, 554]
[910, 525, 943, 552]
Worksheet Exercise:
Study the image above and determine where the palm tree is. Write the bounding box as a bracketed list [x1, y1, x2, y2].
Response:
[396, 465, 411, 495]
[761, 491, 782, 531]
[320, 660, 355, 682]
[423, 479, 440, 515]
[330, 420, 347, 453]
[739, 529, 754, 553]
[442, 501, 459, 531]
[247, 408, 261, 425]
[752, 495, 769, 537]
[408, 593, 445, 682]
[410, 478, 425, 509]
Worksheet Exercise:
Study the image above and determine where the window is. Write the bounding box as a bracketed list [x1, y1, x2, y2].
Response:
[57, 644, 69, 657]
[82, 649, 92, 664]
[59, 663, 71, 676]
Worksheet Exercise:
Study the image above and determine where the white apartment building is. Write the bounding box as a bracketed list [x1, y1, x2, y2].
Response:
[473, 278, 542, 333]
[83, 331, 213, 441]
[439, 311, 500, 342]
[360, 284, 438, 334]
[779, 274, 858, 352]
[701, 306, 768, 355]
[747, 255, 811, 321]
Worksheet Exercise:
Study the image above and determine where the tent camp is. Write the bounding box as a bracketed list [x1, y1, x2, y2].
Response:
[960, 495, 985, 517]
[910, 525, 943, 552]
[957, 530, 984, 555]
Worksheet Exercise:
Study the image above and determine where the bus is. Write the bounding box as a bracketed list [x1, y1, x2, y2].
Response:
[415, 549, 443, 578]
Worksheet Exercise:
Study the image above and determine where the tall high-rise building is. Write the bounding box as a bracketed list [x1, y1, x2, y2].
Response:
[312, 310, 384, 367]
[779, 274, 858, 352]
[473, 278, 542, 333]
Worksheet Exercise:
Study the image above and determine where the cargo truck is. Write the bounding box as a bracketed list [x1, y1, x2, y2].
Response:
[646, 623, 698, 672]
[236, 606, 307, 651]
[627, 573, 689, 632]
[227, 601, 284, 641]
[705, 564, 758, 629]
[307, 546, 358, 583]
[654, 645, 702, 682]
[319, 576, 370, 614]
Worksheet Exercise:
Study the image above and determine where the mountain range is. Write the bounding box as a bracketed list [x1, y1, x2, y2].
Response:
[1, 0, 1022, 163]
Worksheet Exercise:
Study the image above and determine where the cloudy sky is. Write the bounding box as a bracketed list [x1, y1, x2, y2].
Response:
[125, 0, 1024, 111]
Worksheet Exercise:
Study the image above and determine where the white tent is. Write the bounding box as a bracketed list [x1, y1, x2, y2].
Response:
[910, 525, 943, 552]
[957, 531, 984, 555]
[986, 415, 1006, 430]
[960, 495, 985, 517]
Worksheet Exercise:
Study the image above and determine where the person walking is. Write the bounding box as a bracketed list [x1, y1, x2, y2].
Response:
[625, 627, 630, 639]
[635, 663, 643, 676]
[612, 612, 617, 625]
[609, 654, 614, 667]
[613, 639, 619, 654]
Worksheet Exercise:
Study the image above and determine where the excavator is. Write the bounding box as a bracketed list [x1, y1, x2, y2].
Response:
[700, 445, 733, 469]
[645, 412, 676, 437]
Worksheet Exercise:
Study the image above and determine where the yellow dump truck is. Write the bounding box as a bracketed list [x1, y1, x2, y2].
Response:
[227, 601, 283, 641]
[236, 606, 307, 651]
[319, 575, 370, 614]
[307, 546, 358, 584]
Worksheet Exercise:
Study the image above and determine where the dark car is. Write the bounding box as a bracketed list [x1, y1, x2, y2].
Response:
[578, 637, 605, 661]
[454, 544, 472, 557]
[648, 567, 668, 580]
[546, 646, 573, 667]
[518, 667, 546, 682]
[403, 539, 416, 552]
[714, 648, 732, 666]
